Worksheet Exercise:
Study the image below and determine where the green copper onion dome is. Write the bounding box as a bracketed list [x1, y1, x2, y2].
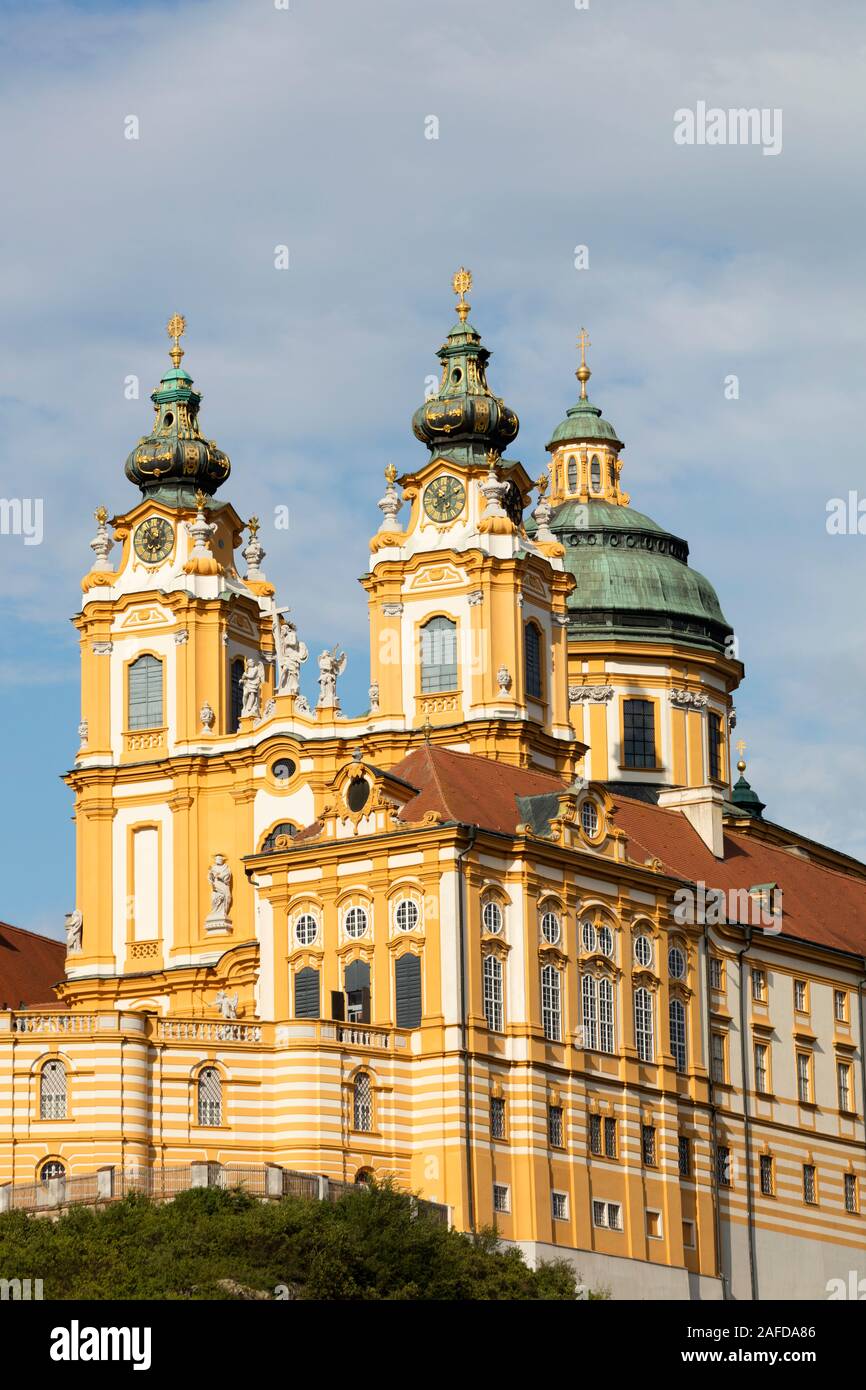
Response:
[124, 315, 231, 506]
[412, 269, 519, 466]
[731, 760, 766, 818]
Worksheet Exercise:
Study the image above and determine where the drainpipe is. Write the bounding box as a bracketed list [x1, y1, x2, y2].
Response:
[735, 926, 758, 1302]
[457, 825, 478, 1234]
[702, 923, 729, 1300]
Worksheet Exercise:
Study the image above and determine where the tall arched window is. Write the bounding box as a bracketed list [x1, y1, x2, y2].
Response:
[590, 455, 601, 491]
[541, 964, 562, 1042]
[420, 617, 458, 693]
[669, 997, 687, 1073]
[230, 658, 244, 732]
[599, 978, 615, 1053]
[39, 1060, 67, 1120]
[483, 955, 504, 1032]
[353, 1072, 373, 1132]
[197, 1066, 222, 1126]
[39, 1159, 66, 1183]
[581, 975, 598, 1050]
[127, 654, 163, 730]
[294, 965, 321, 1019]
[608, 460, 616, 490]
[524, 623, 542, 700]
[567, 455, 578, 492]
[634, 988, 654, 1063]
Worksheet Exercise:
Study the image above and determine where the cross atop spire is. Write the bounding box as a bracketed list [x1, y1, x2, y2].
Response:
[451, 267, 472, 324]
[167, 312, 186, 369]
[576, 326, 591, 400]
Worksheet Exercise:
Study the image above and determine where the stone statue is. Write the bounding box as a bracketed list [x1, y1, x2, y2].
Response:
[65, 910, 83, 954]
[274, 613, 308, 696]
[368, 681, 380, 714]
[205, 855, 233, 932]
[240, 658, 265, 720]
[215, 990, 239, 1020]
[316, 646, 347, 710]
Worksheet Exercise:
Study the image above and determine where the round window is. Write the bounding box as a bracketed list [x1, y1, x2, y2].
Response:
[668, 946, 686, 979]
[581, 801, 599, 837]
[346, 778, 370, 813]
[344, 906, 368, 938]
[395, 900, 419, 933]
[634, 934, 653, 968]
[482, 900, 503, 935]
[272, 757, 296, 783]
[581, 921, 597, 953]
[541, 911, 561, 945]
[295, 913, 318, 946]
[163, 412, 174, 427]
[598, 925, 614, 958]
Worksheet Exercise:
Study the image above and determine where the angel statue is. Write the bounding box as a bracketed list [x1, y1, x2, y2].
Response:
[215, 990, 239, 1020]
[274, 612, 309, 696]
[205, 854, 233, 932]
[240, 657, 265, 720]
[316, 646, 347, 711]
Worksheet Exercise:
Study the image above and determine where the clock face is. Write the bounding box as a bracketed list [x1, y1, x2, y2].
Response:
[423, 475, 466, 524]
[134, 516, 173, 564]
[502, 480, 524, 528]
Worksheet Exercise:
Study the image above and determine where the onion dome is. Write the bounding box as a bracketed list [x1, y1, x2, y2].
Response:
[124, 315, 231, 506]
[731, 755, 766, 819]
[546, 329, 622, 449]
[411, 269, 519, 466]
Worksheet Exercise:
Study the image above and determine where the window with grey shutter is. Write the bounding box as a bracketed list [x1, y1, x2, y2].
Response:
[128, 654, 163, 730]
[294, 966, 320, 1019]
[395, 952, 422, 1030]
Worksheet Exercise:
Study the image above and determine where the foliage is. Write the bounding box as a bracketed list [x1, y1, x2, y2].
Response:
[0, 1180, 585, 1301]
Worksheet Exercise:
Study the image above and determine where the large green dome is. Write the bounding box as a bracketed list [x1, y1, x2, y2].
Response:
[535, 499, 732, 653]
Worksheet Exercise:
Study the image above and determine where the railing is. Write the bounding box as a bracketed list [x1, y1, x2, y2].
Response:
[337, 1026, 389, 1049]
[13, 1015, 97, 1035]
[157, 1020, 263, 1044]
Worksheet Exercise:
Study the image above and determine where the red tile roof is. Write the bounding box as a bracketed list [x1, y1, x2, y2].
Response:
[393, 744, 567, 835]
[0, 921, 65, 1008]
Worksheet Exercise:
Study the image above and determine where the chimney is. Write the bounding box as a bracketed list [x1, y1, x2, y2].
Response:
[657, 785, 725, 859]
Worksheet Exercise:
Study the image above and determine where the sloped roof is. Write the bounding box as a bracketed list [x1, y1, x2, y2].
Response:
[0, 921, 65, 1008]
[393, 745, 567, 835]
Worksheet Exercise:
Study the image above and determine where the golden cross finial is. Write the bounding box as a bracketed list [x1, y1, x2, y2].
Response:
[248, 515, 260, 538]
[736, 739, 746, 758]
[452, 267, 472, 323]
[576, 326, 592, 400]
[167, 313, 187, 368]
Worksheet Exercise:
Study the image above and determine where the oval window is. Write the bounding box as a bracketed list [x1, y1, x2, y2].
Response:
[541, 911, 561, 945]
[272, 757, 296, 783]
[581, 921, 597, 953]
[346, 778, 370, 813]
[634, 934, 653, 968]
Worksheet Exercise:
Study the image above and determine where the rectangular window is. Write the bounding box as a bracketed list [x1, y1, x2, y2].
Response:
[420, 617, 458, 693]
[599, 979, 615, 1054]
[669, 998, 687, 1073]
[678, 1135, 691, 1178]
[589, 1113, 602, 1156]
[646, 1210, 662, 1239]
[641, 1124, 657, 1167]
[604, 1117, 617, 1159]
[541, 966, 562, 1042]
[127, 654, 163, 731]
[551, 1191, 568, 1221]
[794, 979, 808, 1012]
[711, 1031, 727, 1085]
[754, 1042, 769, 1094]
[634, 988, 654, 1062]
[482, 955, 503, 1033]
[717, 1145, 732, 1188]
[524, 624, 543, 700]
[548, 1104, 564, 1148]
[623, 698, 657, 770]
[838, 1061, 852, 1113]
[707, 712, 723, 781]
[493, 1183, 510, 1214]
[759, 1154, 774, 1196]
[490, 1096, 506, 1141]
[834, 989, 849, 1024]
[709, 957, 724, 991]
[797, 1051, 812, 1104]
[752, 968, 767, 1003]
[845, 1173, 858, 1214]
[592, 1200, 622, 1231]
[682, 1219, 696, 1249]
[803, 1164, 817, 1205]
[581, 974, 598, 1051]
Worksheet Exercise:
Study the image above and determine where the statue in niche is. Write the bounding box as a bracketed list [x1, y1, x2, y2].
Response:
[205, 855, 233, 932]
[65, 910, 83, 954]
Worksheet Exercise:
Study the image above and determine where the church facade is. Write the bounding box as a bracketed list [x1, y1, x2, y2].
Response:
[1, 276, 864, 1300]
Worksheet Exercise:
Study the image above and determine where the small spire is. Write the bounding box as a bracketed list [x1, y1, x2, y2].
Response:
[576, 326, 591, 400]
[167, 312, 187, 369]
[736, 737, 747, 773]
[451, 267, 472, 324]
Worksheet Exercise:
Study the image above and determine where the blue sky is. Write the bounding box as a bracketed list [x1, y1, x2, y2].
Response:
[1, 0, 864, 937]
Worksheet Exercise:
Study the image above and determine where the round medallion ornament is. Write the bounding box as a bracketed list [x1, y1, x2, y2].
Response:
[134, 516, 173, 564]
[423, 476, 465, 524]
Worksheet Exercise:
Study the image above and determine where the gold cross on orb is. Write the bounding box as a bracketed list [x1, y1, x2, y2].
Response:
[576, 326, 592, 399]
[736, 739, 746, 758]
[452, 267, 472, 323]
[167, 313, 187, 368]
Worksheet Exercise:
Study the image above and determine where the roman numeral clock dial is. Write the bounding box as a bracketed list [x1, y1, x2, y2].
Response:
[423, 475, 465, 524]
[133, 515, 173, 564]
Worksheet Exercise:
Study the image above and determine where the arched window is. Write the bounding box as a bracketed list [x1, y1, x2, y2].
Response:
[567, 455, 578, 492]
[197, 1066, 222, 1127]
[634, 988, 654, 1063]
[524, 623, 542, 700]
[599, 977, 615, 1053]
[353, 1072, 373, 1132]
[294, 966, 320, 1019]
[581, 975, 598, 1050]
[608, 460, 616, 490]
[395, 952, 422, 1030]
[420, 617, 458, 693]
[262, 822, 298, 852]
[39, 1060, 67, 1120]
[230, 658, 244, 732]
[590, 455, 601, 491]
[39, 1159, 66, 1183]
[541, 964, 562, 1042]
[482, 955, 504, 1032]
[127, 654, 163, 730]
[670, 997, 687, 1073]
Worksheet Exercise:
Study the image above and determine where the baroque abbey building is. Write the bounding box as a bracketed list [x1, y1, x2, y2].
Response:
[1, 276, 864, 1300]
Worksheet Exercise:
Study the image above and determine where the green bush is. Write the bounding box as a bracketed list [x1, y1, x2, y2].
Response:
[0, 1180, 585, 1300]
